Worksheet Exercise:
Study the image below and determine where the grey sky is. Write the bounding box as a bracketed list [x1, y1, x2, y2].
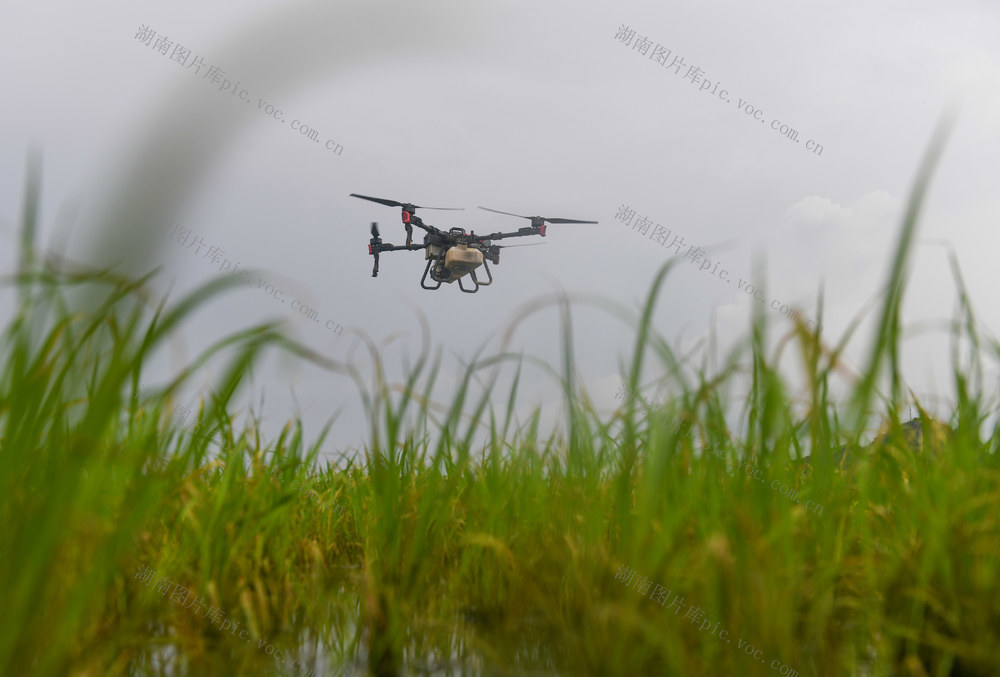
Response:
[2, 0, 999, 458]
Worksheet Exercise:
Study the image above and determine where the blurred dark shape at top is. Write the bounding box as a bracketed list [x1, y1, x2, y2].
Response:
[74, 1, 484, 307]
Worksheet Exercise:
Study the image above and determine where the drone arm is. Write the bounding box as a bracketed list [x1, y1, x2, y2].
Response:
[371, 243, 428, 253]
[406, 214, 439, 236]
[473, 226, 542, 243]
[369, 242, 427, 278]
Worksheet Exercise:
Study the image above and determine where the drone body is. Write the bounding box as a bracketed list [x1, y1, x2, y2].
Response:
[350, 193, 597, 293]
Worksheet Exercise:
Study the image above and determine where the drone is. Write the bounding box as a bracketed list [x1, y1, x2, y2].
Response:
[350, 193, 598, 293]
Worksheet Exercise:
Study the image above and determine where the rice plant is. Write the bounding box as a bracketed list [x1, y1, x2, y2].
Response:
[2, 124, 999, 676]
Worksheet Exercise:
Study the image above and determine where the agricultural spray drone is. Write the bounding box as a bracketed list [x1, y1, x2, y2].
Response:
[350, 193, 597, 293]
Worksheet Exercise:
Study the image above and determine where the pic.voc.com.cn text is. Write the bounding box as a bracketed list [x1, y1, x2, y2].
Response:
[614, 203, 822, 331]
[134, 24, 344, 158]
[613, 563, 800, 677]
[613, 24, 824, 157]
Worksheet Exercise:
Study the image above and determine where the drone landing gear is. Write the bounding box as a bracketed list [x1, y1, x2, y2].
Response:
[420, 258, 442, 290]
[420, 257, 494, 293]
[458, 260, 493, 293]
[478, 259, 493, 286]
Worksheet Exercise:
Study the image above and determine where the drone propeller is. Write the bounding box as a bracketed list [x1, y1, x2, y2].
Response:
[350, 193, 464, 211]
[353, 193, 463, 246]
[477, 206, 597, 225]
[371, 221, 380, 238]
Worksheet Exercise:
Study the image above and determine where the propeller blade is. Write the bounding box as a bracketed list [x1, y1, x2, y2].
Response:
[371, 221, 380, 238]
[351, 193, 463, 210]
[496, 242, 548, 249]
[351, 193, 402, 208]
[478, 206, 597, 224]
[478, 206, 531, 219]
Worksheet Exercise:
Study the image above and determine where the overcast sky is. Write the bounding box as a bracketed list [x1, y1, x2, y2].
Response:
[2, 0, 999, 460]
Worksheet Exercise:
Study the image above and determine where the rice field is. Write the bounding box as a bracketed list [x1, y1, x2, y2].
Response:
[2, 135, 1000, 676]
